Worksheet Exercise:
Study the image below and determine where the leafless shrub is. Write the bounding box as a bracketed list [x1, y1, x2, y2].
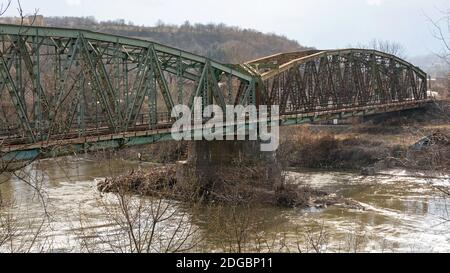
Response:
[74, 188, 200, 253]
[0, 0, 10, 16]
[254, 223, 330, 253]
[353, 39, 407, 58]
[0, 1, 52, 253]
[426, 8, 450, 64]
[0, 201, 51, 253]
[140, 141, 188, 163]
[204, 204, 260, 253]
[278, 125, 385, 170]
[278, 126, 339, 169]
[340, 223, 370, 253]
[15, 0, 39, 34]
[298, 224, 330, 253]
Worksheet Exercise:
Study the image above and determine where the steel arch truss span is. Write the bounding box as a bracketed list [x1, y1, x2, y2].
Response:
[248, 49, 428, 115]
[0, 24, 255, 146]
[0, 24, 430, 160]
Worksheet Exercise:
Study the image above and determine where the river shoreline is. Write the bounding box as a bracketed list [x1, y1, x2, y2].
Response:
[1, 102, 450, 252]
[1, 156, 450, 252]
[94, 102, 449, 211]
[106, 102, 450, 173]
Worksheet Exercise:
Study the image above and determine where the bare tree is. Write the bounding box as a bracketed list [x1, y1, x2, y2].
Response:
[0, 0, 51, 253]
[354, 39, 407, 58]
[0, 0, 11, 16]
[426, 8, 450, 64]
[75, 188, 200, 253]
[0, 200, 51, 252]
[424, 7, 450, 206]
[0, 0, 47, 207]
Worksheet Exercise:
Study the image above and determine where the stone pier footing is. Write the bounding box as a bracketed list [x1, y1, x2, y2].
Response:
[176, 140, 281, 198]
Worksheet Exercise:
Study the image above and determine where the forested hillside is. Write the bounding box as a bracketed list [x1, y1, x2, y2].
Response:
[0, 16, 309, 63]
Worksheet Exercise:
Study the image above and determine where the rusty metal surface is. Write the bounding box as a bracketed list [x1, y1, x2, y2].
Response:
[0, 24, 429, 158]
[249, 49, 427, 115]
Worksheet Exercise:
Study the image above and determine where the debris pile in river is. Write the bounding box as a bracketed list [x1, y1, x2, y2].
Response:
[412, 131, 450, 150]
[275, 182, 326, 207]
[97, 165, 364, 210]
[97, 166, 177, 196]
[361, 130, 450, 174]
[312, 194, 366, 210]
[400, 131, 450, 171]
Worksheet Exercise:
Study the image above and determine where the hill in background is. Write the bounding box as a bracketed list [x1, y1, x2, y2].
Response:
[409, 54, 449, 78]
[0, 16, 309, 63]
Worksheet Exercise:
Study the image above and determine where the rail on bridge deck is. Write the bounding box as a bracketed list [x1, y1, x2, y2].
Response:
[0, 24, 429, 161]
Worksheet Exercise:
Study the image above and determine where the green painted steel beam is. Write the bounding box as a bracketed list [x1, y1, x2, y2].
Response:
[0, 24, 254, 82]
[0, 54, 36, 142]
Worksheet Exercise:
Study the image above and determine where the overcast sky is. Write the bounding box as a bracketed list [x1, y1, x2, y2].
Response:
[2, 0, 449, 57]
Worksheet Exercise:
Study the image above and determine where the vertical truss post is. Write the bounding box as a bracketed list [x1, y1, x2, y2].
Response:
[0, 54, 36, 142]
[227, 72, 233, 104]
[50, 45, 61, 130]
[247, 79, 256, 105]
[389, 58, 398, 102]
[95, 93, 99, 133]
[15, 53, 25, 112]
[55, 46, 61, 97]
[113, 43, 121, 125]
[368, 53, 382, 102]
[124, 56, 129, 112]
[148, 68, 157, 128]
[177, 55, 183, 105]
[421, 74, 427, 99]
[201, 61, 210, 109]
[77, 74, 85, 137]
[32, 35, 43, 139]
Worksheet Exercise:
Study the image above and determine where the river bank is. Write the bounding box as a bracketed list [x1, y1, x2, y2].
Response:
[95, 102, 450, 210]
[279, 102, 450, 172]
[3, 102, 448, 252]
[108, 101, 449, 173]
[2, 157, 450, 252]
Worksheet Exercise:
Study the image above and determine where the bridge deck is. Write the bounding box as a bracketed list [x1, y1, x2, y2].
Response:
[1, 99, 430, 161]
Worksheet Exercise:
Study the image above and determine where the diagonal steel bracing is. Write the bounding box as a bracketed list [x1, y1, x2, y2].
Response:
[0, 24, 429, 156]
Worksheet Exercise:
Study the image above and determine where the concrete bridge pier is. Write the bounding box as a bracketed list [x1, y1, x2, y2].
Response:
[176, 140, 282, 200]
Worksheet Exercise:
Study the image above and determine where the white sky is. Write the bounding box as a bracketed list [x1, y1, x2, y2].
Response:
[2, 0, 449, 57]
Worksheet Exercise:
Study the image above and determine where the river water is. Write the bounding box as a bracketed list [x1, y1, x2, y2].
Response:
[0, 156, 449, 253]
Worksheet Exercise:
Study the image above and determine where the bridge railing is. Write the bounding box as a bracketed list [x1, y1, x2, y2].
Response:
[0, 112, 173, 146]
[0, 25, 430, 151]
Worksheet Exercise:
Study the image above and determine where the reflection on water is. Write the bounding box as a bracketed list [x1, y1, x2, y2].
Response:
[1, 156, 450, 252]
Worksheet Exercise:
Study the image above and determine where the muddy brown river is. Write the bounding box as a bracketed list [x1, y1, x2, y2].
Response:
[0, 156, 449, 252]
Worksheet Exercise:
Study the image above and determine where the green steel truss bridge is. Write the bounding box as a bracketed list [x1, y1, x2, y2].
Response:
[0, 24, 429, 161]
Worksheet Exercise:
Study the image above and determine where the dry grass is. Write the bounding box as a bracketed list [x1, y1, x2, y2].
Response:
[278, 125, 390, 170]
[278, 101, 450, 171]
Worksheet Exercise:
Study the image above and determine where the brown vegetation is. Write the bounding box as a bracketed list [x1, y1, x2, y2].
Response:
[278, 102, 450, 172]
[97, 163, 363, 211]
[278, 125, 388, 170]
[75, 187, 200, 253]
[385, 131, 450, 172]
[0, 16, 309, 63]
[115, 141, 188, 163]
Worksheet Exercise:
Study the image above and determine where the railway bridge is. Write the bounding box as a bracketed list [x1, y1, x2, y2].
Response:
[0, 24, 429, 163]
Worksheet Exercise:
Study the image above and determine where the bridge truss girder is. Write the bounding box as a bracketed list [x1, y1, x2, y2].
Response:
[0, 25, 430, 159]
[0, 24, 255, 145]
[248, 49, 428, 115]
